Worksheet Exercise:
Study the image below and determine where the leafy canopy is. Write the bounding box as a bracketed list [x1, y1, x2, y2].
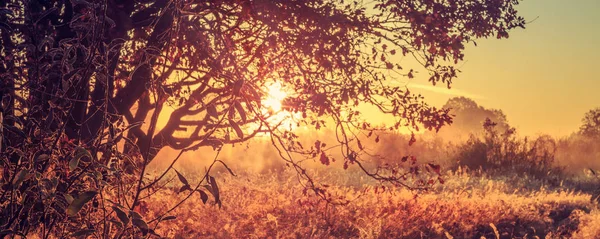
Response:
[579, 107, 600, 138]
[0, 0, 525, 237]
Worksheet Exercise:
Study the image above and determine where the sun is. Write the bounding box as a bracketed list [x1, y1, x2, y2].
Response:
[263, 82, 287, 113]
[257, 82, 302, 132]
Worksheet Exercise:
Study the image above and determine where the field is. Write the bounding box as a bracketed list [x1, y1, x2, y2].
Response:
[137, 128, 600, 239]
[143, 168, 600, 239]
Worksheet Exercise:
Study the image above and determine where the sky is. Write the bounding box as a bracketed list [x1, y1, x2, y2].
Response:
[406, 0, 600, 137]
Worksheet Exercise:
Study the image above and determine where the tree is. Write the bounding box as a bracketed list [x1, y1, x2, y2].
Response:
[439, 96, 511, 139]
[0, 0, 525, 237]
[579, 107, 600, 138]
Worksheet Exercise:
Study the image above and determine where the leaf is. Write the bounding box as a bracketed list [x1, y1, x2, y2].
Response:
[67, 191, 98, 216]
[245, 85, 261, 101]
[105, 16, 116, 29]
[207, 104, 218, 118]
[428, 163, 441, 175]
[4, 125, 26, 138]
[228, 107, 236, 120]
[130, 211, 143, 220]
[132, 218, 149, 235]
[229, 119, 244, 139]
[233, 80, 244, 94]
[320, 152, 330, 166]
[178, 185, 192, 193]
[69, 157, 79, 172]
[408, 133, 416, 146]
[36, 154, 50, 162]
[74, 147, 92, 162]
[64, 194, 74, 204]
[234, 101, 247, 123]
[70, 147, 92, 171]
[112, 206, 130, 226]
[196, 190, 209, 204]
[12, 169, 29, 187]
[208, 176, 221, 207]
[173, 169, 189, 185]
[386, 62, 394, 69]
[217, 160, 236, 176]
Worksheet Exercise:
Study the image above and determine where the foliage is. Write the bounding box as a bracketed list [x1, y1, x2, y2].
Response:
[555, 134, 600, 174]
[452, 118, 564, 181]
[0, 0, 525, 237]
[439, 96, 511, 139]
[579, 107, 600, 138]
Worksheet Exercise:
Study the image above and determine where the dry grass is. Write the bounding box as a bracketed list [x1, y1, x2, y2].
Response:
[141, 168, 600, 239]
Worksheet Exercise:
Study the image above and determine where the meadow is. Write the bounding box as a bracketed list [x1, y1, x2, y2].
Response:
[142, 126, 600, 239]
[142, 168, 600, 238]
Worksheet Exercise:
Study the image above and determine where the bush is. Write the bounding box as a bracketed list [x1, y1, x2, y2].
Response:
[453, 118, 564, 180]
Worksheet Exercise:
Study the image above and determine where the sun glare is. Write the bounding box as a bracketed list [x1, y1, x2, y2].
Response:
[256, 81, 303, 133]
[263, 82, 287, 113]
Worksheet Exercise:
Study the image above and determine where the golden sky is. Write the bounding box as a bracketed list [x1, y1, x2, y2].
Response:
[406, 0, 600, 137]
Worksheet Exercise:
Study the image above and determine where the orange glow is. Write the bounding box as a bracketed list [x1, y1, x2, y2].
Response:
[258, 82, 301, 132]
[262, 82, 287, 113]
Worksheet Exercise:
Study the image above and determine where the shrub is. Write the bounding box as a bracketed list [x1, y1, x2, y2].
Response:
[453, 118, 564, 181]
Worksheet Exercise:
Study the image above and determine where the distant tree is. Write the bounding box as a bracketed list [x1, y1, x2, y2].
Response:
[0, 0, 525, 237]
[579, 107, 600, 138]
[440, 96, 510, 138]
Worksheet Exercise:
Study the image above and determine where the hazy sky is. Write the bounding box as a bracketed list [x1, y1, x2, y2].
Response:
[407, 0, 600, 137]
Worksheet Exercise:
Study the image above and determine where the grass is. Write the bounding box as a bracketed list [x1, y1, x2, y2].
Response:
[18, 125, 600, 238]
[141, 168, 600, 239]
[135, 126, 600, 238]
